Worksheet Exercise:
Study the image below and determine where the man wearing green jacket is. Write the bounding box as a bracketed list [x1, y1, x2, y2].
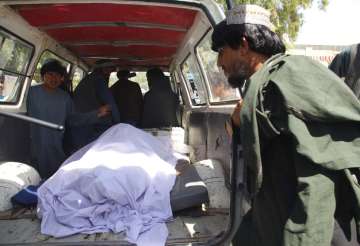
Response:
[212, 4, 360, 246]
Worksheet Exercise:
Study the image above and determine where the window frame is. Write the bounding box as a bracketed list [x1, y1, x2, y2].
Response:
[172, 70, 184, 106]
[180, 53, 208, 106]
[0, 26, 35, 105]
[194, 29, 241, 105]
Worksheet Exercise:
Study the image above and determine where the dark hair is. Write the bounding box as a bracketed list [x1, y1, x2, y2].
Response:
[146, 68, 170, 90]
[117, 69, 136, 79]
[40, 59, 66, 77]
[212, 20, 286, 56]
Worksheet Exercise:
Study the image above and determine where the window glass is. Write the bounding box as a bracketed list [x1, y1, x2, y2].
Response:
[0, 29, 33, 103]
[108, 71, 118, 87]
[196, 32, 240, 102]
[32, 50, 71, 85]
[181, 55, 207, 105]
[131, 72, 149, 94]
[0, 70, 25, 103]
[72, 66, 86, 90]
[0, 30, 32, 74]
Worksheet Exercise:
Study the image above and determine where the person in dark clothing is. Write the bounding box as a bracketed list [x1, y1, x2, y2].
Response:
[329, 44, 360, 99]
[0, 70, 5, 101]
[58, 67, 73, 97]
[141, 68, 179, 128]
[111, 70, 143, 127]
[212, 4, 360, 246]
[71, 59, 119, 150]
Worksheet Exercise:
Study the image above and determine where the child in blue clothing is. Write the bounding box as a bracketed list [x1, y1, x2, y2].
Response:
[27, 60, 110, 179]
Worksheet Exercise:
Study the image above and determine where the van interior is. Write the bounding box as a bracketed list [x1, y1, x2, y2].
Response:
[0, 1, 243, 245]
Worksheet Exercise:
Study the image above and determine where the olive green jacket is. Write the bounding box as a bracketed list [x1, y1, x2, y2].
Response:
[239, 54, 360, 246]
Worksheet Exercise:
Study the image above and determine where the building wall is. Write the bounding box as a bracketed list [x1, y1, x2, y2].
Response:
[287, 44, 347, 66]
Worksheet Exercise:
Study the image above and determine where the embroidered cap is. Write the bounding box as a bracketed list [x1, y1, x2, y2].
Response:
[226, 4, 274, 31]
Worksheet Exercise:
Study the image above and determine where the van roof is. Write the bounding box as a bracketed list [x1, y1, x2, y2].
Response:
[9, 2, 204, 70]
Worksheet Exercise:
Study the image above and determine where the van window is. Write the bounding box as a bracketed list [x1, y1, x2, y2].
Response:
[0, 28, 34, 104]
[72, 66, 86, 90]
[32, 50, 71, 85]
[196, 32, 240, 103]
[131, 72, 149, 94]
[181, 54, 207, 105]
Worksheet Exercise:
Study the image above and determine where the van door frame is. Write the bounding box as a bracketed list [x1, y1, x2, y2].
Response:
[170, 2, 245, 244]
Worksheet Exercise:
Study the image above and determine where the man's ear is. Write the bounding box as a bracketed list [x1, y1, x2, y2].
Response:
[240, 37, 250, 54]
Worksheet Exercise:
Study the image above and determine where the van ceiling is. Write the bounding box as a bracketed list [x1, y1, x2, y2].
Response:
[11, 3, 198, 69]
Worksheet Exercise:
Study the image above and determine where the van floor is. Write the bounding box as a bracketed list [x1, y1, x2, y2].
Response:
[0, 208, 228, 245]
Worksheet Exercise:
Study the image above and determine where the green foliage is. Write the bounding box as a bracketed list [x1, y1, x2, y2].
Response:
[131, 72, 149, 92]
[215, 0, 329, 42]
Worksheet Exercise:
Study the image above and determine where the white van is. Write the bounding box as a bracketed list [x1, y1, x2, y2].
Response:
[0, 1, 246, 245]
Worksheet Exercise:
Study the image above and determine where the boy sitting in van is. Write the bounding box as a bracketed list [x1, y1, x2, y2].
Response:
[27, 59, 110, 179]
[72, 59, 119, 150]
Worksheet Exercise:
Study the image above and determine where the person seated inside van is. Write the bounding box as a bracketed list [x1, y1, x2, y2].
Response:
[27, 59, 110, 179]
[58, 67, 73, 96]
[111, 70, 143, 127]
[141, 68, 179, 128]
[71, 59, 119, 150]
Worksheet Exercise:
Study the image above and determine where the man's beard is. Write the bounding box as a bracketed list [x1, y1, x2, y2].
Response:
[226, 61, 250, 89]
[227, 73, 247, 89]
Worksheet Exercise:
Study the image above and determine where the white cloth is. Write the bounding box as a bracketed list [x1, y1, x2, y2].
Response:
[37, 124, 180, 245]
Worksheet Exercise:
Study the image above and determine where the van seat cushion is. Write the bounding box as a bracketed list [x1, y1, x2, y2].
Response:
[170, 164, 209, 212]
[193, 159, 230, 209]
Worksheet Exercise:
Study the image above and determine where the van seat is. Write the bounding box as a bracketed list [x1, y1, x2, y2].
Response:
[193, 159, 230, 209]
[170, 164, 209, 212]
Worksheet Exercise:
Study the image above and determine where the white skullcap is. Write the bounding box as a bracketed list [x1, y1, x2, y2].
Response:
[226, 4, 274, 31]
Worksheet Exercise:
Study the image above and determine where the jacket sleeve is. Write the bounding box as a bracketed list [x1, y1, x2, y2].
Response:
[95, 79, 120, 123]
[26, 88, 33, 116]
[65, 96, 99, 127]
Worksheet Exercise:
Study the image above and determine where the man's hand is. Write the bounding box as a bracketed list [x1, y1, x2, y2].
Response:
[231, 99, 243, 127]
[97, 104, 111, 118]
